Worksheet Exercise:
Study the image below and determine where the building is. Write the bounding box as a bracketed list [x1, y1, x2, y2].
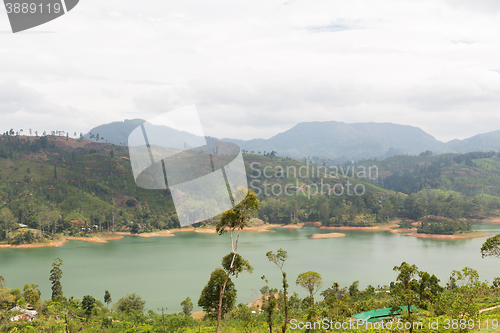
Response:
[352, 305, 417, 323]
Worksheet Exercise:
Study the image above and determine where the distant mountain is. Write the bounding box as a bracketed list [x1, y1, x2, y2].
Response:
[85, 119, 146, 146]
[86, 119, 500, 162]
[444, 130, 500, 153]
[86, 118, 219, 149]
[228, 121, 444, 161]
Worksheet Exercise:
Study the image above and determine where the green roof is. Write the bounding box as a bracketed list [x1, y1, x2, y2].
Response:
[352, 306, 417, 322]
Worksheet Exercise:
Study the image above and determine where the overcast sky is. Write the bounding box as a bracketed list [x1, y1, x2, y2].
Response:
[1, 0, 500, 142]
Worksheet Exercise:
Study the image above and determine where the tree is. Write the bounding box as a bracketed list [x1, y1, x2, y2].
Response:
[181, 297, 193, 317]
[437, 268, 481, 321]
[23, 283, 41, 305]
[391, 262, 419, 333]
[214, 188, 259, 333]
[104, 290, 112, 308]
[348, 280, 359, 297]
[266, 248, 289, 333]
[417, 271, 442, 307]
[481, 234, 500, 258]
[116, 293, 145, 313]
[82, 295, 96, 321]
[296, 271, 323, 303]
[198, 268, 236, 320]
[321, 282, 347, 304]
[260, 275, 277, 333]
[0, 207, 15, 240]
[49, 257, 63, 302]
[36, 205, 50, 236]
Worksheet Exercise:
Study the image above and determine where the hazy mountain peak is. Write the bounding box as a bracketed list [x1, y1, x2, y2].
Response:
[86, 119, 500, 162]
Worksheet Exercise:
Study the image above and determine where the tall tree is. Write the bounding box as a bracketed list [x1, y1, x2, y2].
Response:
[104, 290, 112, 308]
[266, 248, 290, 333]
[49, 257, 63, 302]
[36, 205, 50, 236]
[391, 262, 419, 333]
[82, 295, 96, 321]
[214, 188, 259, 333]
[260, 275, 277, 333]
[296, 271, 323, 303]
[116, 293, 146, 313]
[198, 268, 236, 320]
[0, 207, 15, 240]
[181, 297, 193, 317]
[23, 283, 41, 305]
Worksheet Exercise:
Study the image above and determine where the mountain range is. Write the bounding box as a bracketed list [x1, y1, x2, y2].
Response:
[86, 119, 500, 162]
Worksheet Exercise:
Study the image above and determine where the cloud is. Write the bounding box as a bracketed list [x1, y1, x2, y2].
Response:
[0, 80, 83, 134]
[444, 0, 500, 13]
[306, 21, 359, 33]
[1, 0, 500, 143]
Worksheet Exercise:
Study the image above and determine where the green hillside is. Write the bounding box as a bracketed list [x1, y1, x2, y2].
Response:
[1, 133, 499, 245]
[361, 151, 500, 197]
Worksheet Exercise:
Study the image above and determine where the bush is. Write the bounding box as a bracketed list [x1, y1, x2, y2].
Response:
[125, 199, 136, 207]
[116, 293, 145, 313]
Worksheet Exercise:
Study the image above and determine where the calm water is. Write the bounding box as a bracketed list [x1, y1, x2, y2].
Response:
[1, 223, 500, 313]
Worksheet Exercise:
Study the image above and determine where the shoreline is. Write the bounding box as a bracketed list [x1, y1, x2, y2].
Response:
[405, 232, 492, 240]
[319, 223, 399, 232]
[1, 220, 496, 249]
[390, 228, 418, 234]
[0, 234, 124, 249]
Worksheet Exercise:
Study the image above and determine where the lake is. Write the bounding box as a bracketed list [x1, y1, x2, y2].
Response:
[1, 223, 500, 313]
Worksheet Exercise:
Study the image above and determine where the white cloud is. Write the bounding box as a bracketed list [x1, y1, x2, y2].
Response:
[0, 0, 500, 143]
[0, 80, 83, 134]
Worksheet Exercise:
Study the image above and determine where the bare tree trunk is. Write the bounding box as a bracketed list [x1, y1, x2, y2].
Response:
[216, 282, 225, 333]
[408, 303, 413, 333]
[216, 230, 241, 333]
[217, 251, 237, 333]
[282, 274, 288, 333]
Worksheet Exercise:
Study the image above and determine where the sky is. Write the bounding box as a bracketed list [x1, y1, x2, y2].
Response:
[1, 0, 500, 142]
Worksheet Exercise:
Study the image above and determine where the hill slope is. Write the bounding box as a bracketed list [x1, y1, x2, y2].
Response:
[234, 121, 443, 160]
[90, 118, 500, 161]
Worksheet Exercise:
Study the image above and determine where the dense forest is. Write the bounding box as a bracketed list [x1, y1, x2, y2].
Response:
[1, 133, 500, 244]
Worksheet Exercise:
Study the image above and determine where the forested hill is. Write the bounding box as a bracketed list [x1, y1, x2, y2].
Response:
[363, 151, 500, 197]
[0, 133, 387, 241]
[1, 132, 500, 244]
[0, 134, 179, 234]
